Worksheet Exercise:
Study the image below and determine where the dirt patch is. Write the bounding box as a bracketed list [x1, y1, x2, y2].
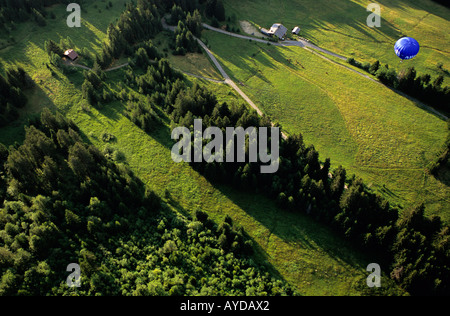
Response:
[239, 21, 268, 38]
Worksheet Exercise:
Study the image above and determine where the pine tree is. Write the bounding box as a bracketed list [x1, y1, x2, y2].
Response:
[45, 40, 63, 57]
[82, 80, 97, 104]
[135, 47, 150, 68]
[186, 10, 202, 37]
[369, 60, 380, 74]
[169, 5, 185, 25]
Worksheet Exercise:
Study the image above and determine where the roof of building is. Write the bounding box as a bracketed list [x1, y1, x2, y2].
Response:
[293, 26, 301, 33]
[267, 24, 288, 39]
[64, 49, 78, 60]
[270, 23, 287, 32]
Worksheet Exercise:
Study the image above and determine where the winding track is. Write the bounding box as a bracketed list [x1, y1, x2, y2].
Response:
[193, 38, 263, 117]
[162, 19, 277, 125]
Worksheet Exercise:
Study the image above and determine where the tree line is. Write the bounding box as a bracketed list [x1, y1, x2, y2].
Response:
[81, 63, 116, 106]
[172, 20, 201, 56]
[431, 0, 450, 8]
[168, 0, 225, 26]
[0, 64, 34, 127]
[97, 0, 162, 69]
[167, 7, 203, 56]
[347, 58, 449, 113]
[153, 0, 225, 21]
[0, 0, 221, 36]
[0, 109, 295, 295]
[121, 58, 184, 131]
[99, 0, 224, 68]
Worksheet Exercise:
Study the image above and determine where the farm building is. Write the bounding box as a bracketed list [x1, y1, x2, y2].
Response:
[260, 28, 271, 36]
[64, 49, 79, 61]
[263, 23, 288, 39]
[292, 26, 301, 35]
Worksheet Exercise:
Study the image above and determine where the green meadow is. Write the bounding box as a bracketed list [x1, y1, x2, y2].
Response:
[153, 31, 222, 81]
[0, 1, 409, 296]
[223, 0, 450, 84]
[201, 30, 450, 222]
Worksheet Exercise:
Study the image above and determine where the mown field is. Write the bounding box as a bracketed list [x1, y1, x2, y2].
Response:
[0, 1, 407, 296]
[201, 30, 450, 222]
[223, 0, 450, 85]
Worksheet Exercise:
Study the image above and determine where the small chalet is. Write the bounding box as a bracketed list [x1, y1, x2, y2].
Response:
[64, 49, 79, 61]
[292, 26, 301, 35]
[267, 23, 288, 39]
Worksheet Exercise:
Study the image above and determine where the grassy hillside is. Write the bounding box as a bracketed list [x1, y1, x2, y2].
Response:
[223, 0, 450, 84]
[153, 31, 222, 81]
[0, 1, 408, 296]
[201, 30, 450, 222]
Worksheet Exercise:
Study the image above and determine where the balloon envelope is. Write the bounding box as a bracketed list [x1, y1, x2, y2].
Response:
[395, 37, 420, 60]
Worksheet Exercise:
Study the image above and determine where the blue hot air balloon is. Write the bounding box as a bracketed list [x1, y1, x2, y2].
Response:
[395, 37, 420, 61]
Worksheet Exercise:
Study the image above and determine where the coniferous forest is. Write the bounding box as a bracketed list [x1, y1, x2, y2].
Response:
[0, 66, 34, 127]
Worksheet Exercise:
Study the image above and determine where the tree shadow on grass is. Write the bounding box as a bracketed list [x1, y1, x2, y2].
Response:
[434, 166, 450, 188]
[204, 31, 275, 84]
[382, 84, 449, 121]
[219, 51, 273, 85]
[0, 84, 59, 146]
[98, 99, 176, 154]
[98, 100, 124, 122]
[28, 12, 106, 57]
[209, 183, 371, 272]
[282, 0, 403, 45]
[258, 44, 304, 73]
[376, 0, 450, 22]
